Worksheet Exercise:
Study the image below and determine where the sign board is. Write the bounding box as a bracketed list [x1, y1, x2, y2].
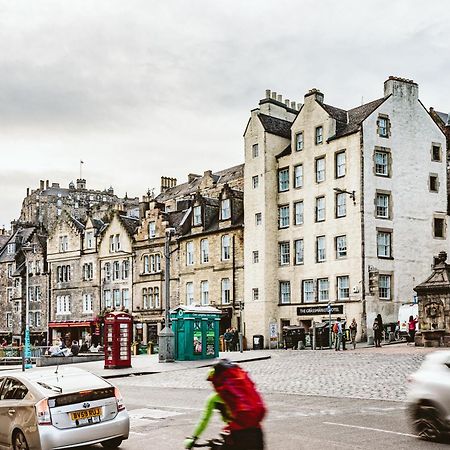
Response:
[297, 305, 344, 316]
[269, 322, 278, 339]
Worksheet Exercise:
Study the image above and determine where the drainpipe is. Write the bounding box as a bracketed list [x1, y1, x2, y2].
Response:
[360, 128, 367, 341]
[232, 235, 237, 330]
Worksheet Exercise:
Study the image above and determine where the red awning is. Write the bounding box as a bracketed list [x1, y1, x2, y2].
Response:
[48, 321, 95, 328]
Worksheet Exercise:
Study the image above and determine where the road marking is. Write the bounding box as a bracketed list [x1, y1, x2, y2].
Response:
[129, 408, 184, 420]
[323, 422, 417, 438]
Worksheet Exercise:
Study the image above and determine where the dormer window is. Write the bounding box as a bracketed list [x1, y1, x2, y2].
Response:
[7, 243, 16, 254]
[85, 231, 94, 249]
[59, 236, 68, 253]
[315, 126, 323, 145]
[193, 206, 202, 226]
[221, 199, 231, 220]
[149, 221, 156, 239]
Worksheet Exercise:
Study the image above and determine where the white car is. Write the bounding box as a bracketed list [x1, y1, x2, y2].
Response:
[407, 350, 450, 441]
[0, 366, 129, 450]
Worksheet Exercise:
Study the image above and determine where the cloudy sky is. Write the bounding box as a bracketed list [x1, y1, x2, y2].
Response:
[1, 0, 449, 227]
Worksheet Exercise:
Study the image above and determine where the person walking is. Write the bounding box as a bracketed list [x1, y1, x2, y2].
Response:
[408, 315, 418, 345]
[349, 318, 358, 350]
[334, 318, 343, 351]
[231, 328, 239, 352]
[373, 318, 381, 347]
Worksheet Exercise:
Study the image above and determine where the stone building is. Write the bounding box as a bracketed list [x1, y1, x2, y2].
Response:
[47, 213, 105, 344]
[0, 226, 48, 344]
[19, 178, 139, 232]
[244, 77, 448, 344]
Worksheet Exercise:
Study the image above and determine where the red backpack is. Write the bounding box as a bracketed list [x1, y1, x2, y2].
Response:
[212, 364, 266, 431]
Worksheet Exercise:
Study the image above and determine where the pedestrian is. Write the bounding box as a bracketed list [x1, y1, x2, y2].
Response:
[341, 319, 347, 350]
[224, 329, 233, 352]
[70, 340, 80, 356]
[231, 328, 239, 352]
[408, 315, 418, 345]
[1, 337, 7, 347]
[334, 318, 343, 351]
[185, 359, 266, 450]
[349, 318, 358, 350]
[377, 313, 384, 343]
[373, 318, 381, 347]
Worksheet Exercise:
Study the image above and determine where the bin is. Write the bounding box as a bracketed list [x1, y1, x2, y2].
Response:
[282, 326, 306, 349]
[253, 335, 264, 350]
[311, 322, 331, 349]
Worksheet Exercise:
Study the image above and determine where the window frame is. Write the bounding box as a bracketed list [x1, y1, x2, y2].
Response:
[278, 167, 290, 192]
[377, 230, 392, 259]
[295, 132, 304, 151]
[315, 157, 326, 183]
[335, 235, 347, 259]
[252, 143, 259, 158]
[317, 278, 329, 302]
[315, 126, 323, 145]
[433, 217, 446, 239]
[375, 192, 390, 219]
[294, 201, 304, 226]
[294, 164, 303, 189]
[302, 279, 315, 303]
[278, 204, 290, 229]
[335, 192, 346, 218]
[294, 239, 304, 265]
[335, 150, 346, 178]
[379, 274, 392, 300]
[316, 235, 326, 263]
[279, 281, 291, 304]
[279, 241, 290, 266]
[374, 150, 390, 177]
[220, 199, 231, 220]
[315, 196, 326, 222]
[337, 275, 350, 300]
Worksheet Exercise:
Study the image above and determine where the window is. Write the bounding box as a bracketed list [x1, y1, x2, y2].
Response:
[252, 175, 259, 189]
[252, 251, 259, 263]
[221, 278, 231, 304]
[336, 235, 347, 259]
[377, 231, 392, 258]
[59, 236, 68, 252]
[142, 288, 148, 309]
[83, 263, 93, 281]
[56, 295, 71, 314]
[432, 144, 442, 162]
[279, 242, 290, 266]
[252, 288, 259, 301]
[82, 294, 93, 313]
[148, 288, 154, 308]
[85, 231, 94, 249]
[186, 241, 194, 265]
[434, 217, 445, 238]
[193, 206, 202, 226]
[7, 242, 16, 254]
[0, 379, 28, 400]
[113, 289, 121, 308]
[336, 193, 346, 218]
[143, 255, 150, 273]
[294, 165, 303, 188]
[377, 116, 389, 137]
[316, 236, 326, 262]
[221, 199, 231, 220]
[255, 213, 262, 225]
[28, 286, 34, 302]
[148, 221, 156, 238]
[278, 205, 290, 228]
[429, 174, 439, 192]
[104, 262, 111, 281]
[122, 260, 129, 279]
[294, 239, 304, 265]
[302, 280, 314, 303]
[315, 126, 323, 145]
[7, 263, 13, 278]
[34, 311, 41, 327]
[318, 278, 329, 302]
[200, 239, 209, 263]
[113, 261, 120, 280]
[335, 151, 346, 178]
[278, 168, 289, 192]
[200, 281, 209, 305]
[315, 157, 325, 183]
[221, 235, 231, 260]
[104, 290, 112, 308]
[154, 287, 160, 308]
[315, 197, 325, 222]
[279, 281, 291, 304]
[379, 275, 391, 300]
[186, 282, 194, 305]
[252, 143, 259, 158]
[57, 265, 71, 283]
[122, 289, 130, 309]
[375, 151, 389, 176]
[376, 193, 390, 218]
[6, 313, 12, 328]
[294, 201, 304, 225]
[337, 276, 349, 300]
[295, 132, 304, 151]
[115, 234, 120, 251]
[109, 234, 120, 252]
[35, 286, 42, 301]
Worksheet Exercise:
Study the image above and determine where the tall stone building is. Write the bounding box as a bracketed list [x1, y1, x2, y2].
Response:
[19, 178, 139, 232]
[244, 77, 448, 344]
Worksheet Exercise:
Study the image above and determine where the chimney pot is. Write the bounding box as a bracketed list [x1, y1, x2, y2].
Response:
[277, 94, 282, 103]
[265, 89, 271, 99]
[290, 101, 296, 109]
[39, 180, 45, 190]
[271, 91, 277, 100]
[285, 99, 290, 106]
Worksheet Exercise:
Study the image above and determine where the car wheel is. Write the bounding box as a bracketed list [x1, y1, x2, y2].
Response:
[101, 437, 123, 448]
[12, 430, 29, 450]
[412, 403, 444, 442]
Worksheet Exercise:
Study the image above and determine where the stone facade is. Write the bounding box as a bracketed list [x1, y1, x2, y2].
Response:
[244, 77, 448, 345]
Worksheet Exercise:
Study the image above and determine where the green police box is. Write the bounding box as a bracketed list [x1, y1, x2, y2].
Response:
[170, 305, 221, 361]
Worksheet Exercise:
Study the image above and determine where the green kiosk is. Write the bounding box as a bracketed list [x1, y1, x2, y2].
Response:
[170, 305, 221, 361]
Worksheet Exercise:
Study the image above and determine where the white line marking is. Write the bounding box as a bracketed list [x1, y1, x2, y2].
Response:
[130, 431, 147, 436]
[323, 422, 417, 438]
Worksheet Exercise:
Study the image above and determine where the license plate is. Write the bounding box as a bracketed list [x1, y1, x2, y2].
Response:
[70, 407, 102, 421]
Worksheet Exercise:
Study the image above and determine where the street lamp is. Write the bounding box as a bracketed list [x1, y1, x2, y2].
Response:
[21, 244, 33, 371]
[333, 187, 356, 205]
[159, 227, 176, 363]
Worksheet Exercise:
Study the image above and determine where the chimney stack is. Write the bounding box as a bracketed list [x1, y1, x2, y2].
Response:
[39, 180, 45, 190]
[265, 89, 271, 99]
[160, 176, 177, 193]
[304, 88, 324, 104]
[46, 180, 49, 189]
[384, 76, 418, 99]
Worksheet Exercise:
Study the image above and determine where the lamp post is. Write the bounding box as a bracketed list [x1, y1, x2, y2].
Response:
[159, 227, 176, 363]
[21, 245, 33, 371]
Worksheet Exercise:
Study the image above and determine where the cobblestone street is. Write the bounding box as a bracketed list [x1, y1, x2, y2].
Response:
[117, 344, 441, 402]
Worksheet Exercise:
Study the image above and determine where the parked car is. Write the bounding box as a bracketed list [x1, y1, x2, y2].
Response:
[407, 350, 450, 441]
[0, 366, 129, 450]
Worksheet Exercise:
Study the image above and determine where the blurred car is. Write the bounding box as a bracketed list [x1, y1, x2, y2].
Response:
[407, 350, 450, 441]
[0, 366, 129, 450]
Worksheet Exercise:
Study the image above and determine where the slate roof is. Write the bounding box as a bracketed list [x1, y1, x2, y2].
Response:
[258, 114, 292, 139]
[276, 144, 292, 160]
[156, 164, 244, 203]
[436, 111, 450, 126]
[0, 227, 36, 263]
[0, 235, 9, 250]
[118, 215, 140, 237]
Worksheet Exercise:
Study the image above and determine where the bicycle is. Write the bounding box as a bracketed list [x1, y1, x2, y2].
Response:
[191, 437, 225, 449]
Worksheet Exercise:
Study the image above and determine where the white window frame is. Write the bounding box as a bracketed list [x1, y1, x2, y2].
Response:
[186, 282, 194, 306]
[295, 132, 304, 151]
[154, 287, 160, 308]
[279, 242, 290, 266]
[302, 279, 314, 303]
[148, 221, 156, 238]
[315, 126, 323, 145]
[279, 281, 291, 304]
[221, 278, 231, 304]
[337, 276, 350, 300]
[221, 199, 231, 220]
[316, 236, 326, 262]
[295, 239, 304, 265]
[85, 231, 94, 249]
[122, 289, 130, 309]
[336, 151, 346, 178]
[336, 235, 347, 259]
[186, 241, 194, 266]
[336, 193, 346, 218]
[221, 235, 231, 261]
[200, 239, 209, 263]
[376, 193, 390, 218]
[316, 197, 325, 222]
[316, 157, 325, 183]
[318, 278, 329, 302]
[193, 206, 202, 226]
[104, 290, 112, 308]
[200, 281, 209, 305]
[82, 293, 93, 313]
[375, 151, 389, 176]
[377, 231, 392, 258]
[294, 201, 304, 225]
[278, 205, 290, 228]
[278, 168, 289, 192]
[379, 274, 391, 300]
[294, 165, 303, 188]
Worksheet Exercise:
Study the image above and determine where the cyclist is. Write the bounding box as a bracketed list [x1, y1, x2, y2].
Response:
[185, 359, 266, 450]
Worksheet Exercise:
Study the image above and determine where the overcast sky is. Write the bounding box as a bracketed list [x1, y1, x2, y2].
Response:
[1, 0, 449, 227]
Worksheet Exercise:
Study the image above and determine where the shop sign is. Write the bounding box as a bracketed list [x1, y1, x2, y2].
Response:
[297, 305, 343, 316]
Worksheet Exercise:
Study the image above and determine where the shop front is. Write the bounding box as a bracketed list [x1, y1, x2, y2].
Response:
[49, 320, 98, 346]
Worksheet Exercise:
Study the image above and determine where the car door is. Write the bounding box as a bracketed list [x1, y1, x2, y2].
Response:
[0, 377, 14, 448]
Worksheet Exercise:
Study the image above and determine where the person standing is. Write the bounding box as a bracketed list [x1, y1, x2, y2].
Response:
[231, 328, 239, 352]
[349, 318, 358, 350]
[373, 318, 381, 347]
[334, 318, 343, 351]
[341, 319, 347, 350]
[224, 329, 233, 352]
[377, 314, 384, 344]
[408, 315, 418, 345]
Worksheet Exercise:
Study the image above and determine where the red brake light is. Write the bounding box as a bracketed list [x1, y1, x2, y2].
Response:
[114, 387, 126, 412]
[36, 399, 52, 425]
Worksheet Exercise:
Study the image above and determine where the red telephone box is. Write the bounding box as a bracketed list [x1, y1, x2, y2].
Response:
[104, 311, 133, 369]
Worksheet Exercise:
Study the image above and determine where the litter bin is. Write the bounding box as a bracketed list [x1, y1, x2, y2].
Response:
[253, 335, 264, 350]
[282, 326, 306, 349]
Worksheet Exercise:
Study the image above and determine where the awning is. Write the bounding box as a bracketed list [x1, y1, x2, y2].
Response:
[48, 321, 95, 328]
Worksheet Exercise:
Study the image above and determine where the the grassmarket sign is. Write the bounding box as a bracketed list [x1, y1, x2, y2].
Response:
[297, 305, 344, 316]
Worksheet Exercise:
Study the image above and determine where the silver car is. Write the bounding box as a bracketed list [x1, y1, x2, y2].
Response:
[0, 366, 129, 450]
